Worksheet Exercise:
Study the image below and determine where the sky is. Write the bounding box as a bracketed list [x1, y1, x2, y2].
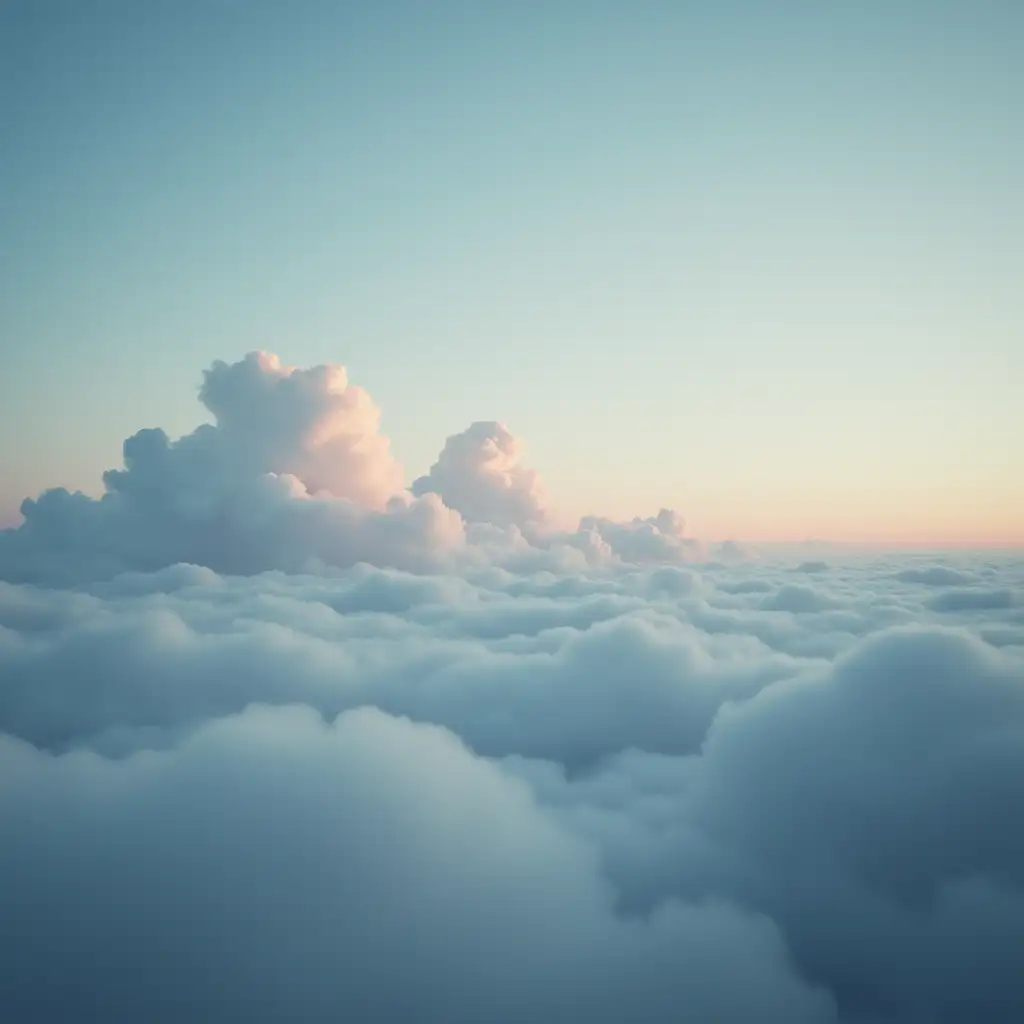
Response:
[1, 0, 1022, 544]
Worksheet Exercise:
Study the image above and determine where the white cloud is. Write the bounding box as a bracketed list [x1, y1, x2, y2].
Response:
[0, 353, 702, 583]
[412, 420, 548, 529]
[2, 351, 1024, 1021]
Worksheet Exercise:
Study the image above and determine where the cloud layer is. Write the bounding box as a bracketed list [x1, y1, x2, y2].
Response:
[1, 353, 1023, 1022]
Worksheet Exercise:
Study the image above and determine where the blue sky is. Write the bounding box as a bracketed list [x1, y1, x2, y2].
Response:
[2, 0, 1022, 542]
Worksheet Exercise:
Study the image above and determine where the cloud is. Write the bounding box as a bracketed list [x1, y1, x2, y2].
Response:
[3, 350, 1024, 1021]
[929, 588, 1019, 613]
[194, 351, 404, 505]
[683, 626, 1024, 1022]
[410, 422, 702, 569]
[0, 568, 800, 766]
[412, 420, 548, 529]
[509, 617, 1024, 1024]
[796, 560, 830, 574]
[896, 566, 974, 587]
[0, 353, 469, 585]
[715, 539, 757, 563]
[576, 509, 703, 565]
[0, 352, 702, 584]
[760, 583, 840, 614]
[3, 556, 1024, 1021]
[0, 705, 835, 1023]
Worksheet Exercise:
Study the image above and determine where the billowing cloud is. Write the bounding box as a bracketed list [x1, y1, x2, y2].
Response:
[576, 509, 703, 565]
[2, 557, 1024, 1019]
[0, 353, 701, 584]
[683, 626, 1024, 1022]
[0, 704, 835, 1023]
[0, 353, 468, 585]
[412, 420, 548, 529]
[2, 352, 1024, 1021]
[410, 422, 702, 568]
[194, 351, 404, 505]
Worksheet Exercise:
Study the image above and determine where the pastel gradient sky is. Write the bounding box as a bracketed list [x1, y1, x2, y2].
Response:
[2, 1, 1022, 545]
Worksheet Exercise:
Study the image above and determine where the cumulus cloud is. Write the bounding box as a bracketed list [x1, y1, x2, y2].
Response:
[194, 351, 404, 505]
[412, 420, 548, 529]
[411, 422, 702, 568]
[0, 353, 470, 585]
[3, 351, 1024, 1021]
[0, 352, 702, 584]
[575, 509, 703, 565]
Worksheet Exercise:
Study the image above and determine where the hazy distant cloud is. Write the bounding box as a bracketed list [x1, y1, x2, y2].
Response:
[796, 560, 829, 574]
[715, 539, 757, 563]
[896, 565, 974, 587]
[715, 577, 774, 594]
[929, 588, 1019, 613]
[761, 583, 840, 613]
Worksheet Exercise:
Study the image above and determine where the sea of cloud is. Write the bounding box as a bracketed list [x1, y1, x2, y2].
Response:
[1, 353, 1022, 1022]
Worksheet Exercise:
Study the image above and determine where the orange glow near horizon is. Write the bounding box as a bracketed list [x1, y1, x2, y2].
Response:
[576, 483, 1024, 550]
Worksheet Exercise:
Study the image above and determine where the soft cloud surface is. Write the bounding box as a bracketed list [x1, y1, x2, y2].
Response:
[1, 354, 1023, 1022]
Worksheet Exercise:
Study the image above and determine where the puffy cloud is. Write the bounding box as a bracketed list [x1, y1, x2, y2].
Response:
[0, 567, 804, 766]
[0, 352, 708, 584]
[0, 704, 835, 1023]
[575, 509, 703, 565]
[192, 351, 405, 505]
[0, 353, 466, 585]
[410, 422, 701, 570]
[412, 420, 548, 529]
[505, 613, 1024, 1024]
[3, 349, 1024, 1021]
[682, 626, 1024, 1022]
[2, 557, 1024, 1020]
